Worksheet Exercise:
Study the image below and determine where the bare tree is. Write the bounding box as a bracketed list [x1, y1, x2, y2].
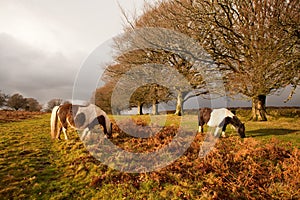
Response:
[45, 98, 63, 112]
[7, 93, 27, 110]
[98, 63, 139, 114]
[179, 0, 300, 120]
[129, 83, 173, 115]
[112, 0, 299, 119]
[132, 0, 299, 120]
[25, 98, 41, 112]
[114, 3, 208, 115]
[101, 62, 175, 115]
[0, 91, 8, 108]
[92, 81, 115, 114]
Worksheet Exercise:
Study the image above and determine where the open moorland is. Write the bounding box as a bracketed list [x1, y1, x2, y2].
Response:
[0, 108, 299, 199]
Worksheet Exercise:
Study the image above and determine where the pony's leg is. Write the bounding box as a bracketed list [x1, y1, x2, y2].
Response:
[198, 123, 205, 133]
[198, 126, 202, 133]
[222, 124, 227, 137]
[59, 119, 69, 140]
[213, 127, 221, 137]
[56, 124, 62, 140]
[221, 117, 232, 138]
[57, 113, 68, 140]
[80, 127, 90, 140]
[62, 127, 68, 140]
[221, 131, 226, 137]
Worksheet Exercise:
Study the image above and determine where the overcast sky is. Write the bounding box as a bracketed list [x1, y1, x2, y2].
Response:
[0, 0, 150, 103]
[0, 0, 299, 107]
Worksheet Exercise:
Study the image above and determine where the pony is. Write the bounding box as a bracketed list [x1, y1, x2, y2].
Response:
[50, 103, 112, 140]
[198, 108, 245, 138]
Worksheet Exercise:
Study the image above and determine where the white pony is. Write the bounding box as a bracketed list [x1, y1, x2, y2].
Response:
[198, 108, 245, 138]
[50, 103, 112, 140]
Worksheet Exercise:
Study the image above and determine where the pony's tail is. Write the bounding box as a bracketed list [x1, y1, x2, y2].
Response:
[50, 106, 60, 139]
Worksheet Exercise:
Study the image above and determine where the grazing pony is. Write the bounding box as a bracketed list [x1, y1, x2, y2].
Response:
[198, 108, 245, 138]
[50, 103, 112, 140]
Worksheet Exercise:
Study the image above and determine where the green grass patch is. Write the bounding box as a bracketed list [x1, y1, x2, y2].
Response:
[244, 117, 300, 147]
[0, 113, 299, 199]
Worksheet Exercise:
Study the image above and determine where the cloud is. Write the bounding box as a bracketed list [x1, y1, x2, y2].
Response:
[0, 33, 81, 103]
[0, 1, 299, 107]
[0, 1, 150, 105]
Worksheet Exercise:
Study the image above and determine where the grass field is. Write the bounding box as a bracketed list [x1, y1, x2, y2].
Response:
[0, 110, 299, 199]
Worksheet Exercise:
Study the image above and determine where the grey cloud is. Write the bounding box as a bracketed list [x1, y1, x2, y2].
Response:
[0, 33, 299, 107]
[0, 33, 81, 103]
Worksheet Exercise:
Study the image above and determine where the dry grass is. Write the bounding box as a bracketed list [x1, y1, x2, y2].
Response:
[0, 110, 44, 123]
[0, 111, 299, 199]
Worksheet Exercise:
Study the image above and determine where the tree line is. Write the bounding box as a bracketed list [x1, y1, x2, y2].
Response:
[0, 91, 41, 111]
[94, 0, 299, 121]
[0, 91, 69, 112]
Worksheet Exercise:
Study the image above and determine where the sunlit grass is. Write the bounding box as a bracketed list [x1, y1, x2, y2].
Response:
[0, 111, 299, 199]
[245, 117, 300, 147]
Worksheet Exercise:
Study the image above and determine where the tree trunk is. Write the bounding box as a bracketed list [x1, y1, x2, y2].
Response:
[174, 91, 183, 116]
[137, 102, 143, 115]
[152, 100, 158, 115]
[114, 108, 121, 115]
[251, 95, 267, 121]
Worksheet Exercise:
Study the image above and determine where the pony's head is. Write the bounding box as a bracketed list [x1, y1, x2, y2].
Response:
[97, 115, 112, 137]
[238, 123, 245, 138]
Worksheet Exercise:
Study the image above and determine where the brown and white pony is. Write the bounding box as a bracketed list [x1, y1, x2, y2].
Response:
[50, 103, 112, 140]
[198, 108, 245, 138]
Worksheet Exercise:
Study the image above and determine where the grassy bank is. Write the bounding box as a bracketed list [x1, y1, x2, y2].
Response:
[0, 113, 299, 199]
